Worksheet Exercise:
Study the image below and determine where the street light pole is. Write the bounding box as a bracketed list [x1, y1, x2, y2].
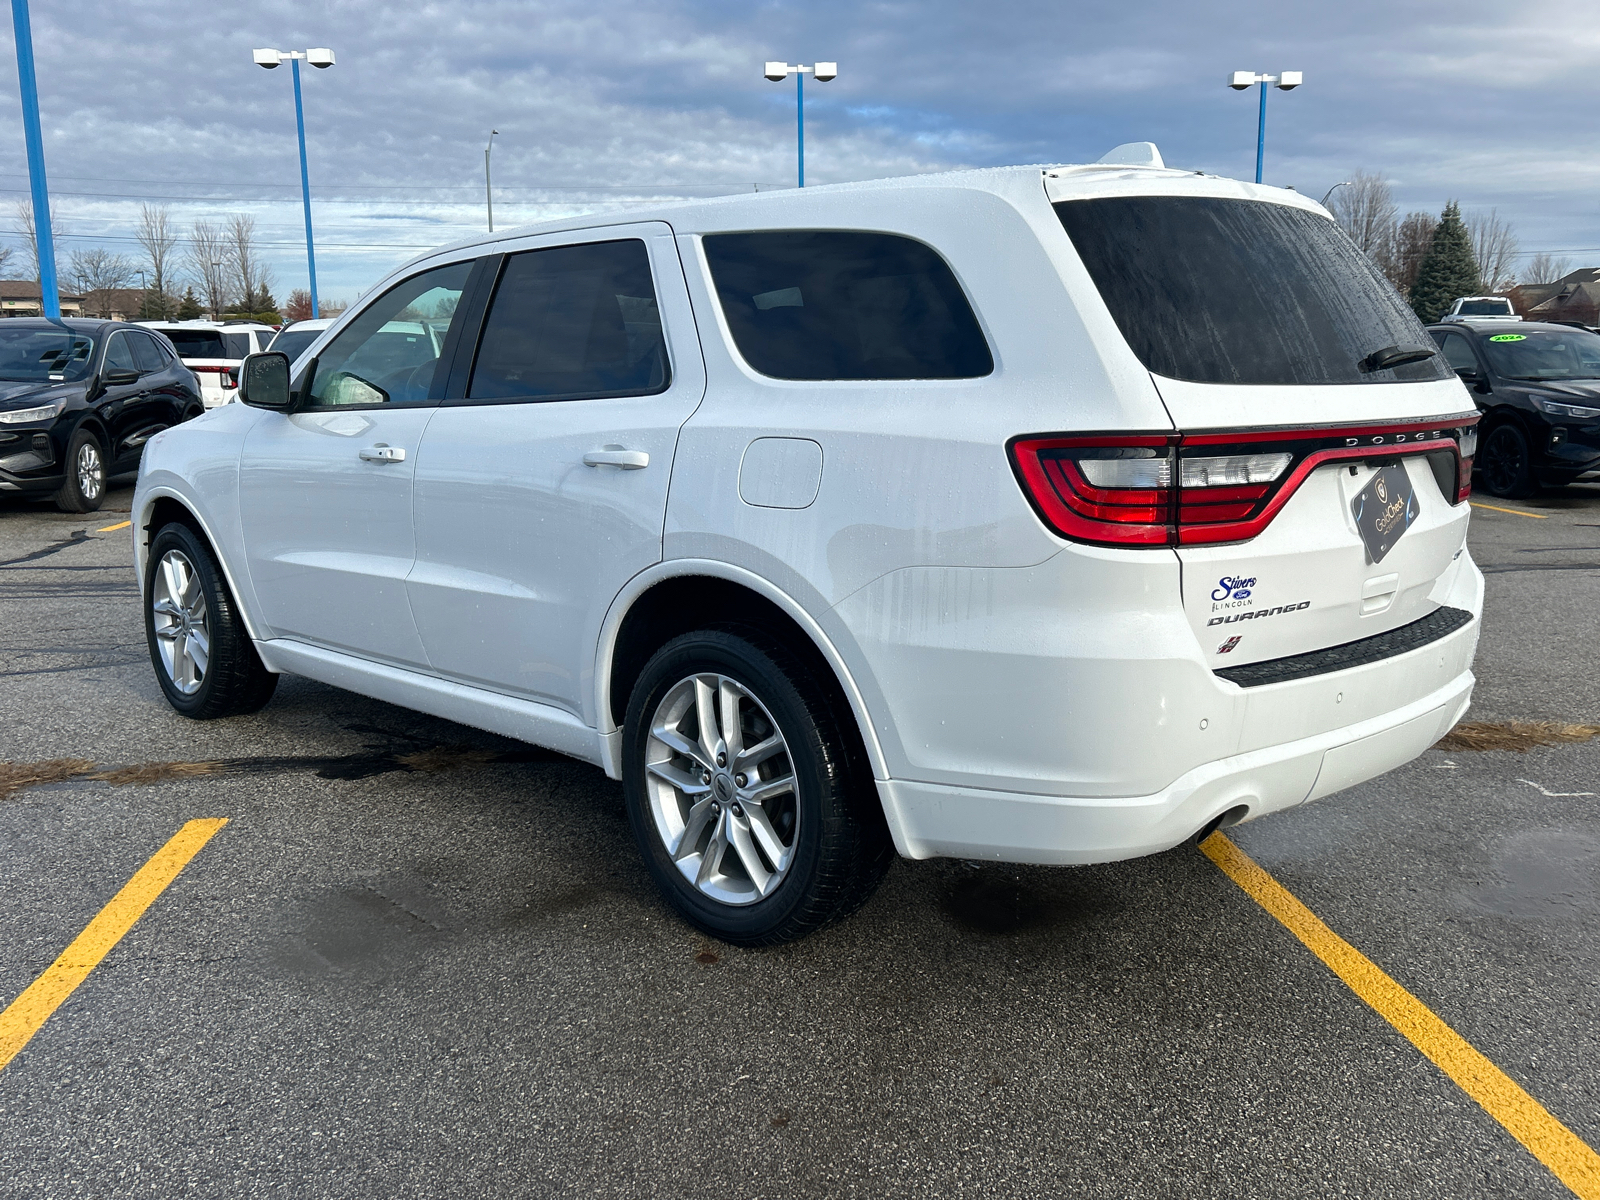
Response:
[485, 129, 498, 233]
[253, 47, 335, 318]
[1227, 70, 1302, 184]
[764, 62, 837, 187]
[10, 0, 59, 319]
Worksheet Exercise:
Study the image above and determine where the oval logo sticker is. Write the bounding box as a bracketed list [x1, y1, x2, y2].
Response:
[1489, 333, 1526, 342]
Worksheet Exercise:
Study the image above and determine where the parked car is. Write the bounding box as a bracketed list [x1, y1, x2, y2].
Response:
[1439, 296, 1519, 323]
[137, 320, 278, 408]
[0, 319, 202, 512]
[263, 317, 335, 366]
[1427, 319, 1600, 497]
[133, 149, 1483, 943]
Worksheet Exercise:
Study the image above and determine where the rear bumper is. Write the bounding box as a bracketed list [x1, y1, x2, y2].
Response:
[881, 646, 1475, 864]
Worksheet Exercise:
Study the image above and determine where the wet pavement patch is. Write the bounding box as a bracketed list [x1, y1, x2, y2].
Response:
[1435, 720, 1600, 753]
[1457, 828, 1600, 920]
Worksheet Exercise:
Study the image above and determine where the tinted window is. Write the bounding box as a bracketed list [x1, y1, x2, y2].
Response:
[104, 332, 139, 373]
[1430, 331, 1479, 372]
[306, 262, 472, 407]
[158, 328, 226, 358]
[1479, 328, 1600, 381]
[222, 332, 253, 358]
[468, 240, 668, 402]
[130, 331, 169, 373]
[0, 327, 95, 382]
[267, 329, 321, 362]
[1456, 300, 1512, 316]
[1054, 196, 1450, 386]
[702, 231, 992, 381]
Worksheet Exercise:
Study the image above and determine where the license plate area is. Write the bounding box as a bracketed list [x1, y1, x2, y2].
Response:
[1350, 462, 1418, 564]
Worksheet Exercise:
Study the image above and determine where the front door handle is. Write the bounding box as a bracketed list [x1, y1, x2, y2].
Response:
[582, 447, 649, 470]
[359, 444, 406, 463]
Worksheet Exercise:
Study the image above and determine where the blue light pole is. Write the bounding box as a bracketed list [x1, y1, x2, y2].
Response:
[10, 0, 59, 318]
[254, 47, 336, 317]
[764, 61, 838, 187]
[1227, 70, 1302, 184]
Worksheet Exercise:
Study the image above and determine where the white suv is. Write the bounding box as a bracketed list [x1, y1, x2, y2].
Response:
[132, 150, 1483, 943]
[138, 321, 278, 407]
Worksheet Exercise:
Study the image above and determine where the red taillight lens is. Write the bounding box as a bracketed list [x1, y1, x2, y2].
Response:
[1009, 417, 1479, 548]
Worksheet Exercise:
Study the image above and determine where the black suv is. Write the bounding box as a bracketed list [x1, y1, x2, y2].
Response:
[0, 319, 203, 512]
[1427, 320, 1600, 498]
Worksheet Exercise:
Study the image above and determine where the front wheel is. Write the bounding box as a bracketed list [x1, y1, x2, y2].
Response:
[622, 629, 891, 945]
[144, 522, 277, 719]
[1476, 422, 1539, 499]
[53, 427, 106, 512]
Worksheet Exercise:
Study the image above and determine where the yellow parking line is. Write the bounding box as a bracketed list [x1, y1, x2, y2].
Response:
[1201, 833, 1600, 1199]
[95, 520, 131, 533]
[1471, 502, 1548, 519]
[0, 818, 227, 1072]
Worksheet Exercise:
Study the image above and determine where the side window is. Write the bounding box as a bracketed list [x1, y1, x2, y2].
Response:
[256, 330, 276, 352]
[1435, 332, 1479, 373]
[305, 261, 473, 407]
[103, 332, 139, 374]
[467, 239, 668, 402]
[131, 332, 168, 373]
[702, 230, 993, 381]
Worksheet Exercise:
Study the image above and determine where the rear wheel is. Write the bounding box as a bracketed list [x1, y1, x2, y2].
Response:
[622, 628, 891, 945]
[144, 522, 277, 718]
[53, 428, 106, 513]
[1477, 422, 1539, 499]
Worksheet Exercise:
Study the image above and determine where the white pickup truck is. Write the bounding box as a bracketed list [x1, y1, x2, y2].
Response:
[1439, 296, 1518, 323]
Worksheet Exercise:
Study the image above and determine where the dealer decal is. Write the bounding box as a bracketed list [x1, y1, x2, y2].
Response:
[1207, 600, 1310, 626]
[1488, 333, 1525, 342]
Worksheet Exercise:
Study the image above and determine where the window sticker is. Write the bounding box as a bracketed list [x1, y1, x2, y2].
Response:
[1488, 334, 1526, 342]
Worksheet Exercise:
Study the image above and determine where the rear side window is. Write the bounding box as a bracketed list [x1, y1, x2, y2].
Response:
[702, 231, 992, 381]
[130, 331, 169, 373]
[1054, 196, 1450, 386]
[468, 239, 668, 402]
[159, 329, 226, 358]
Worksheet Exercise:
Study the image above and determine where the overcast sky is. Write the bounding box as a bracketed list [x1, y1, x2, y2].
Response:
[0, 0, 1595, 304]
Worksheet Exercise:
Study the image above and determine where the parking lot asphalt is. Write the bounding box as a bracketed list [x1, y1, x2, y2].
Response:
[1, 480, 1597, 1199]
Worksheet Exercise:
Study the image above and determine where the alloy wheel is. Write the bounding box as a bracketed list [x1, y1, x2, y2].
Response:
[644, 673, 800, 906]
[76, 441, 104, 502]
[150, 550, 211, 695]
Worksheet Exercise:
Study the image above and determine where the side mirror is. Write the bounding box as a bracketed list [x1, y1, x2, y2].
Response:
[103, 367, 141, 386]
[1454, 366, 1487, 390]
[238, 351, 293, 410]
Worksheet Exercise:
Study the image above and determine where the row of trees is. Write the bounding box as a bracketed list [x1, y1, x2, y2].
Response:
[1328, 171, 1574, 323]
[3, 202, 343, 323]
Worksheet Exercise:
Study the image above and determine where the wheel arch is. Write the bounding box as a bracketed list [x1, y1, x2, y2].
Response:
[597, 562, 890, 785]
[138, 486, 264, 642]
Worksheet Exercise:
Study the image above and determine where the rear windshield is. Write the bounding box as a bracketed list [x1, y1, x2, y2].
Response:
[156, 329, 227, 359]
[223, 332, 253, 358]
[703, 231, 993, 381]
[1054, 196, 1449, 386]
[1456, 300, 1513, 316]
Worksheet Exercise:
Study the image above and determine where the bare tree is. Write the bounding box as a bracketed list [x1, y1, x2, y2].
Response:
[67, 247, 136, 317]
[1329, 170, 1398, 278]
[1521, 252, 1574, 286]
[226, 214, 263, 313]
[186, 220, 229, 318]
[0, 243, 13, 276]
[1466, 209, 1519, 292]
[1393, 211, 1439, 296]
[11, 198, 65, 292]
[134, 203, 178, 319]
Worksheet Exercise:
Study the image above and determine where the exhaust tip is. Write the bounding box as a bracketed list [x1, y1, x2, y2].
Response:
[1193, 804, 1250, 845]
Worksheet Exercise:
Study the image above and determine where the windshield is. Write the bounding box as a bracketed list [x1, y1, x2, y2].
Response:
[1481, 329, 1600, 380]
[0, 326, 96, 383]
[266, 329, 321, 362]
[1054, 196, 1449, 386]
[1457, 300, 1513, 316]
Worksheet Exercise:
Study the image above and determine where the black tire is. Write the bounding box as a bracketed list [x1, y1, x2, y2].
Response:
[622, 628, 892, 945]
[1476, 422, 1539, 499]
[53, 426, 107, 513]
[144, 521, 277, 719]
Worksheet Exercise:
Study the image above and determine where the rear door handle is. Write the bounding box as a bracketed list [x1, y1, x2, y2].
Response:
[359, 444, 406, 463]
[582, 447, 649, 470]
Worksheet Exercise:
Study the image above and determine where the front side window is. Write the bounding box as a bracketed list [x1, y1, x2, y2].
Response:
[131, 331, 170, 373]
[0, 327, 95, 382]
[1479, 328, 1600, 381]
[305, 261, 473, 407]
[467, 239, 668, 402]
[1055, 196, 1450, 386]
[268, 328, 321, 363]
[702, 230, 992, 381]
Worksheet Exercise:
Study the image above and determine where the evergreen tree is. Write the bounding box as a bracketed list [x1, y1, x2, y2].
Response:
[176, 286, 203, 320]
[1409, 201, 1480, 323]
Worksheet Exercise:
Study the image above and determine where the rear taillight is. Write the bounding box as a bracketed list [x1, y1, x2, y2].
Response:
[1010, 416, 1480, 548]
